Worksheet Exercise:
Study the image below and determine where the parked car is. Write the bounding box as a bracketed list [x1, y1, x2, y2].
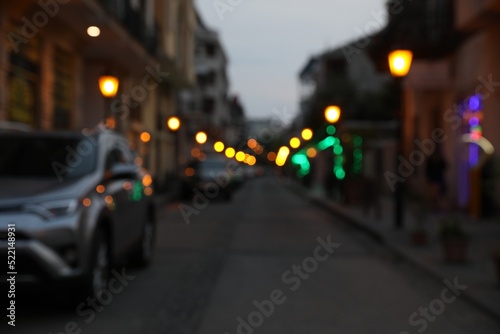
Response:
[0, 126, 156, 299]
[180, 155, 236, 201]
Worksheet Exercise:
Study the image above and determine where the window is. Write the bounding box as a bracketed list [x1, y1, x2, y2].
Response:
[206, 43, 216, 57]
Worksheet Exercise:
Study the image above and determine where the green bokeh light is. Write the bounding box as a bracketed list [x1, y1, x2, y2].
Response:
[318, 136, 335, 150]
[326, 125, 336, 135]
[335, 169, 346, 180]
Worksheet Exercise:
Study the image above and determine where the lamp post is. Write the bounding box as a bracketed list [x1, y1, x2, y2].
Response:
[167, 116, 182, 178]
[325, 105, 342, 198]
[388, 49, 413, 229]
[98, 73, 119, 128]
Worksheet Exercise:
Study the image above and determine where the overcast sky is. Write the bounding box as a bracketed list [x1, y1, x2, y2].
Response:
[195, 0, 388, 121]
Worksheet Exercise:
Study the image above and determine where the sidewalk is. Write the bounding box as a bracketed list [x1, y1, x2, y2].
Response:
[287, 180, 500, 321]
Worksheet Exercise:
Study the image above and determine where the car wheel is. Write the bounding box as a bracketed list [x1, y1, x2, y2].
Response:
[85, 228, 110, 299]
[132, 216, 156, 267]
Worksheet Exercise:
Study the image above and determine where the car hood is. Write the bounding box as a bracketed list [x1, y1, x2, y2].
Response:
[0, 177, 95, 206]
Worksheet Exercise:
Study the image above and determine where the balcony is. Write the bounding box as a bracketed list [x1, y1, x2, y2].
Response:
[99, 0, 158, 55]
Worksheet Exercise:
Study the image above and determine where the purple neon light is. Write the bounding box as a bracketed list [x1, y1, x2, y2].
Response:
[469, 143, 479, 167]
[469, 117, 480, 127]
[468, 95, 481, 111]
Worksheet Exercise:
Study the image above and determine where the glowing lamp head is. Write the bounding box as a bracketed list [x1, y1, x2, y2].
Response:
[388, 50, 413, 77]
[99, 75, 119, 98]
[225, 147, 236, 158]
[301, 128, 313, 141]
[167, 116, 181, 131]
[87, 26, 101, 37]
[195, 131, 207, 144]
[214, 141, 225, 153]
[325, 105, 341, 124]
[289, 137, 301, 149]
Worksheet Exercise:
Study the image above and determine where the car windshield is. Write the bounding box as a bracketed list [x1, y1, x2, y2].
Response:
[0, 135, 97, 180]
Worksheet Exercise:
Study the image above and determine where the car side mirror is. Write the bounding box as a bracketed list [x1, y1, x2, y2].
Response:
[107, 163, 138, 180]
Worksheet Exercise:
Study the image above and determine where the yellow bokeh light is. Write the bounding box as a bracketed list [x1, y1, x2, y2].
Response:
[167, 116, 181, 131]
[98, 75, 119, 98]
[388, 50, 413, 77]
[290, 137, 301, 149]
[276, 146, 290, 166]
[236, 151, 246, 162]
[325, 105, 341, 124]
[195, 131, 207, 144]
[214, 141, 225, 153]
[248, 156, 257, 166]
[225, 147, 236, 158]
[87, 26, 101, 37]
[301, 128, 313, 141]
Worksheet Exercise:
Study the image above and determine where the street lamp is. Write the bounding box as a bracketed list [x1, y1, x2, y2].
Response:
[325, 105, 341, 124]
[290, 137, 301, 149]
[195, 131, 207, 145]
[98, 75, 119, 98]
[98, 73, 119, 129]
[301, 128, 313, 141]
[167, 116, 181, 132]
[166, 116, 183, 180]
[388, 50, 413, 77]
[325, 105, 342, 198]
[388, 49, 413, 229]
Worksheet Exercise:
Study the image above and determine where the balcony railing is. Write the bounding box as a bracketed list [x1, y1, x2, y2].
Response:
[99, 0, 159, 55]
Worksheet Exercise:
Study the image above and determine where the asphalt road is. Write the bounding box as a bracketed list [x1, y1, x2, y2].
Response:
[5, 176, 500, 334]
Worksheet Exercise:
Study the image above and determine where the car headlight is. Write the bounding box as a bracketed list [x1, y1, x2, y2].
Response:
[24, 199, 79, 220]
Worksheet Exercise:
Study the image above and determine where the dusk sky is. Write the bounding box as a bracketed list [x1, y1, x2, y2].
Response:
[195, 0, 388, 122]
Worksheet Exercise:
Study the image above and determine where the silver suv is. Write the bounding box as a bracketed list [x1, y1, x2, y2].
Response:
[0, 126, 156, 298]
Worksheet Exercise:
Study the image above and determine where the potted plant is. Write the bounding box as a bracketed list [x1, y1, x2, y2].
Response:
[439, 215, 468, 263]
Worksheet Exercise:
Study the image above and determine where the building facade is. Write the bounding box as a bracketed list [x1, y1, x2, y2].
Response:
[369, 0, 500, 217]
[0, 0, 197, 189]
[178, 11, 235, 159]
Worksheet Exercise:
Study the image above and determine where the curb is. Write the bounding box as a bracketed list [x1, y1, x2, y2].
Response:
[286, 181, 500, 322]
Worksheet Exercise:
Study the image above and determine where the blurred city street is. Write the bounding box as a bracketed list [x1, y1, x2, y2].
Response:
[4, 177, 500, 334]
[2, 0, 500, 333]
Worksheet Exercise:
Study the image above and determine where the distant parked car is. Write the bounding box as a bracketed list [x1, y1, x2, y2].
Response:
[0, 125, 156, 299]
[180, 156, 236, 201]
